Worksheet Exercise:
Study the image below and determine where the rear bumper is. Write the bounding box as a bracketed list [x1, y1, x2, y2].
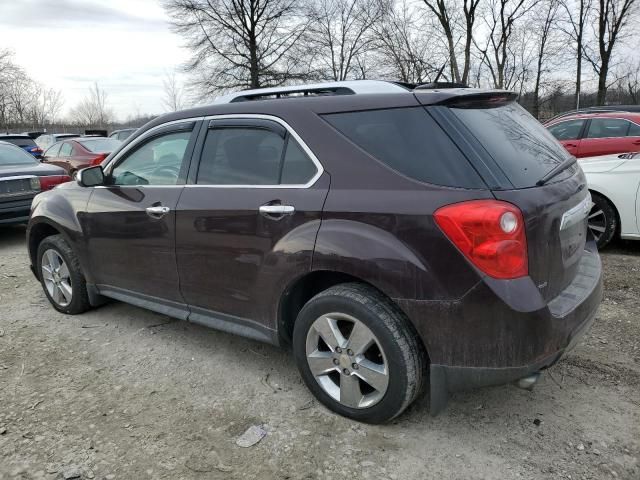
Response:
[397, 243, 603, 414]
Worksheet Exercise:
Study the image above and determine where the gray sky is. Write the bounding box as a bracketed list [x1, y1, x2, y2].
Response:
[0, 0, 186, 120]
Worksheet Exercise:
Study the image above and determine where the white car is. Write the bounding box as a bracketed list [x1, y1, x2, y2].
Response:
[581, 152, 640, 248]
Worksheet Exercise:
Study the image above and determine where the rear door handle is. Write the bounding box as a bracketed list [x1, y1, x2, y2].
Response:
[632, 140, 640, 145]
[146, 206, 170, 218]
[259, 205, 295, 218]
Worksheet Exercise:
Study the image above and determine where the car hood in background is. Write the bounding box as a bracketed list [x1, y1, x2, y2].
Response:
[579, 155, 627, 173]
[0, 162, 66, 179]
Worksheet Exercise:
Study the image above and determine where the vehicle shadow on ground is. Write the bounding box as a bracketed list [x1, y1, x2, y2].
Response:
[0, 225, 27, 249]
[603, 238, 640, 256]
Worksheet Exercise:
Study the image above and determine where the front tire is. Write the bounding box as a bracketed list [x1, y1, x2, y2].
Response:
[293, 283, 426, 423]
[588, 193, 617, 249]
[37, 234, 91, 315]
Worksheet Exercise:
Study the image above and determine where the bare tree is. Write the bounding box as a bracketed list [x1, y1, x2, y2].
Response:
[420, 0, 481, 84]
[374, 0, 445, 83]
[162, 71, 185, 112]
[29, 86, 65, 127]
[583, 0, 638, 105]
[306, 0, 389, 81]
[69, 83, 112, 127]
[476, 0, 539, 89]
[531, 0, 563, 118]
[164, 0, 309, 98]
[560, 0, 593, 108]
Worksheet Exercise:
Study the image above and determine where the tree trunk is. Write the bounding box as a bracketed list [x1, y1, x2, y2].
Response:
[597, 56, 609, 105]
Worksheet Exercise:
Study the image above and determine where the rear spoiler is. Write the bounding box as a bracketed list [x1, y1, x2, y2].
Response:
[436, 91, 517, 109]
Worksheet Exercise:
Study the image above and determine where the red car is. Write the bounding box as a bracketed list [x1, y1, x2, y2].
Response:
[545, 112, 640, 158]
[41, 138, 122, 177]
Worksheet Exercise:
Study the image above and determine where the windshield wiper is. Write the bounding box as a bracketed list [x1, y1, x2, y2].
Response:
[536, 156, 577, 186]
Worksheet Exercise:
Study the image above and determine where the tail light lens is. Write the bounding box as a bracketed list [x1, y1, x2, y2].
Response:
[32, 147, 43, 154]
[91, 153, 108, 166]
[434, 200, 528, 279]
[38, 175, 72, 191]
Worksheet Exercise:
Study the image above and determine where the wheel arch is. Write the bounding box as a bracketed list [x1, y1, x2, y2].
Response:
[27, 220, 67, 278]
[277, 269, 430, 363]
[589, 188, 621, 237]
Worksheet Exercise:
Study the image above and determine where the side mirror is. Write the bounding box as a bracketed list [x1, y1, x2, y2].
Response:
[77, 165, 105, 187]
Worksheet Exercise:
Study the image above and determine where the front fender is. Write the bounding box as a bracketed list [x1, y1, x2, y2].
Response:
[27, 184, 93, 281]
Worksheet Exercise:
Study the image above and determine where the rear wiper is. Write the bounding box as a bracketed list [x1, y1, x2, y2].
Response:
[536, 156, 577, 186]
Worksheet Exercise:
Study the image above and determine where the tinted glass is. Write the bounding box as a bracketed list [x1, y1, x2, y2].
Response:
[118, 130, 134, 140]
[548, 120, 585, 140]
[324, 107, 484, 188]
[78, 138, 121, 153]
[452, 102, 574, 188]
[1, 137, 36, 147]
[45, 143, 61, 157]
[0, 144, 37, 165]
[111, 131, 191, 186]
[197, 128, 284, 185]
[627, 121, 640, 136]
[587, 118, 630, 138]
[281, 138, 318, 184]
[59, 142, 73, 156]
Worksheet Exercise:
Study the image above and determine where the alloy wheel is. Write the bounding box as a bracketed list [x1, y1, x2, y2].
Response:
[41, 249, 73, 307]
[305, 312, 389, 409]
[587, 206, 606, 242]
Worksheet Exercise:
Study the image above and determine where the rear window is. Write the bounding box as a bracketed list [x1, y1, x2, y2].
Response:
[78, 138, 121, 153]
[323, 107, 484, 188]
[0, 144, 37, 165]
[1, 137, 36, 148]
[452, 102, 574, 188]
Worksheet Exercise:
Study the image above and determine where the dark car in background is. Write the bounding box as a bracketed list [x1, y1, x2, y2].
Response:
[0, 134, 44, 158]
[36, 133, 81, 151]
[26, 80, 602, 423]
[41, 137, 121, 177]
[109, 128, 137, 141]
[0, 141, 69, 225]
[545, 111, 640, 158]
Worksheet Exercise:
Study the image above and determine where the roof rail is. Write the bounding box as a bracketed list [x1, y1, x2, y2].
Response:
[212, 80, 411, 104]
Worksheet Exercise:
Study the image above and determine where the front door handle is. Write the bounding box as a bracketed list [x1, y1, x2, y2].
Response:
[146, 205, 170, 218]
[632, 140, 640, 145]
[259, 204, 295, 218]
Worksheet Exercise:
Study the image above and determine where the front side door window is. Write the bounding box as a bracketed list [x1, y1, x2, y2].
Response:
[110, 131, 192, 186]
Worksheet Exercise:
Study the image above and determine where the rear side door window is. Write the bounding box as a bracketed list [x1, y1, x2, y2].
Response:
[627, 122, 640, 137]
[196, 120, 318, 186]
[586, 118, 631, 138]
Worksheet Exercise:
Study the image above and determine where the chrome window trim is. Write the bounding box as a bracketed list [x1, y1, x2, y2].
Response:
[101, 114, 324, 189]
[194, 114, 324, 189]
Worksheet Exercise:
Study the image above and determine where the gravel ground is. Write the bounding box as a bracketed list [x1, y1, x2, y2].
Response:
[0, 224, 638, 480]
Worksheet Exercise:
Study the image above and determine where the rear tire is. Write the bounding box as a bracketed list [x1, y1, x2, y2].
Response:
[37, 234, 91, 315]
[293, 283, 426, 423]
[588, 193, 617, 249]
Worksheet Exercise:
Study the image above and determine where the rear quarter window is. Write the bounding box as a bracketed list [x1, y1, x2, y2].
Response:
[323, 107, 485, 189]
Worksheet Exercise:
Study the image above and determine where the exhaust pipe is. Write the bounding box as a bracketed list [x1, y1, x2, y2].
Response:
[515, 372, 541, 391]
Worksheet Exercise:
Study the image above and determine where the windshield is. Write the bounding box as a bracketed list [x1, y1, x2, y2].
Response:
[78, 138, 121, 153]
[451, 102, 575, 188]
[0, 144, 38, 165]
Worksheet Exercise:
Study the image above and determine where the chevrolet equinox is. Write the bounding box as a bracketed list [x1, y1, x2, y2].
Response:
[27, 80, 602, 423]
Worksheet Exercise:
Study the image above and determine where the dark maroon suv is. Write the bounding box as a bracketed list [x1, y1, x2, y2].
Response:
[26, 81, 602, 423]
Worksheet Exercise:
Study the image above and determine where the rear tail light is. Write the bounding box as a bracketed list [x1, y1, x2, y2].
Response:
[31, 147, 43, 154]
[91, 153, 108, 166]
[434, 200, 528, 279]
[38, 175, 72, 191]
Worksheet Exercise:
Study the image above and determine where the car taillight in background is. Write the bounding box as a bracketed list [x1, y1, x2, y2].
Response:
[30, 146, 43, 155]
[90, 153, 108, 166]
[434, 200, 528, 279]
[31, 175, 72, 192]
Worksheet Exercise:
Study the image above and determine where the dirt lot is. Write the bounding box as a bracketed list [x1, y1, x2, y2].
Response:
[0, 225, 638, 480]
